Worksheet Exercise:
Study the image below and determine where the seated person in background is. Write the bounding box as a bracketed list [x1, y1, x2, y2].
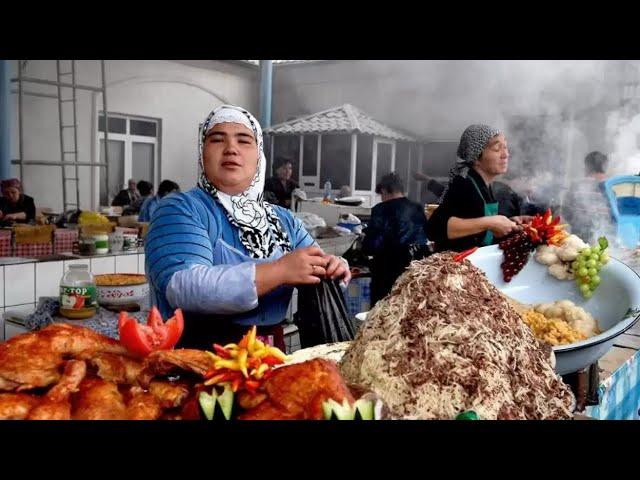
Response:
[123, 180, 153, 215]
[0, 178, 36, 224]
[139, 180, 180, 222]
[111, 178, 140, 207]
[264, 157, 298, 209]
[363, 172, 429, 305]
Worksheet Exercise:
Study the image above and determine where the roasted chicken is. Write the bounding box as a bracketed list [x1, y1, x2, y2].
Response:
[0, 393, 40, 420]
[0, 324, 128, 392]
[238, 359, 355, 420]
[72, 378, 128, 420]
[137, 349, 217, 388]
[27, 360, 87, 420]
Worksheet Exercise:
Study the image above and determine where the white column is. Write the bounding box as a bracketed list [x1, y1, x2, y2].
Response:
[349, 133, 357, 193]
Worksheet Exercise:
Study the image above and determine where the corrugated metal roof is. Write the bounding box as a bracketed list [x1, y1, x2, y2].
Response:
[264, 104, 416, 141]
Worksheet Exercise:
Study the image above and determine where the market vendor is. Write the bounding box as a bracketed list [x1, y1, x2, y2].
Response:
[145, 105, 350, 350]
[427, 124, 531, 252]
[0, 178, 36, 224]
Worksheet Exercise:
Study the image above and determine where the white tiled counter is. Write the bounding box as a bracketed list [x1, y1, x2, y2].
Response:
[0, 249, 145, 341]
[1, 236, 355, 342]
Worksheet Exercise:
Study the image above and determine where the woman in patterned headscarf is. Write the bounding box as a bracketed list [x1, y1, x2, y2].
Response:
[145, 105, 350, 349]
[0, 178, 36, 224]
[427, 124, 530, 252]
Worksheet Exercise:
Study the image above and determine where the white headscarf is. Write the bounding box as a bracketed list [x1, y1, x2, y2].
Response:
[198, 105, 292, 259]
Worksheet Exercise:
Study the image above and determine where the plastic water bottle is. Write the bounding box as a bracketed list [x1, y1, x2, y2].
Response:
[324, 180, 332, 202]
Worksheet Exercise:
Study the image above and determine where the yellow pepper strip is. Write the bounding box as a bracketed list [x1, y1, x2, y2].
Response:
[237, 349, 249, 378]
[206, 351, 221, 362]
[253, 363, 269, 379]
[247, 325, 257, 353]
[266, 347, 287, 361]
[214, 359, 240, 371]
[254, 339, 265, 351]
[223, 343, 238, 350]
[252, 347, 270, 359]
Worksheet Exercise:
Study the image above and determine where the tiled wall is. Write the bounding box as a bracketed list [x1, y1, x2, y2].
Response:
[0, 253, 146, 341]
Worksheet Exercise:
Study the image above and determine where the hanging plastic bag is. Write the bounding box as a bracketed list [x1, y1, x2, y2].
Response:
[295, 279, 357, 348]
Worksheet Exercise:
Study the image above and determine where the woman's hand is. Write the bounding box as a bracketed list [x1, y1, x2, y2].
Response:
[487, 215, 518, 238]
[324, 254, 351, 284]
[511, 215, 533, 225]
[255, 246, 329, 296]
[274, 246, 329, 285]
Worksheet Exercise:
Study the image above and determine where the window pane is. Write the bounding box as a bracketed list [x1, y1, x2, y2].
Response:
[132, 142, 155, 185]
[376, 143, 393, 186]
[273, 135, 300, 181]
[320, 134, 351, 189]
[130, 119, 157, 137]
[99, 139, 125, 205]
[98, 115, 126, 134]
[355, 135, 373, 191]
[302, 135, 318, 176]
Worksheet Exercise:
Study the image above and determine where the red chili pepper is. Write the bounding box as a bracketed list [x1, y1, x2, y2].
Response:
[453, 247, 478, 262]
[220, 371, 242, 382]
[231, 378, 242, 392]
[244, 380, 261, 393]
[213, 344, 232, 359]
[247, 358, 261, 369]
[261, 355, 284, 366]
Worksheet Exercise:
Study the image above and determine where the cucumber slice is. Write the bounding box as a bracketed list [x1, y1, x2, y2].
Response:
[198, 391, 217, 421]
[216, 385, 235, 420]
[322, 398, 355, 420]
[322, 399, 336, 420]
[353, 398, 374, 420]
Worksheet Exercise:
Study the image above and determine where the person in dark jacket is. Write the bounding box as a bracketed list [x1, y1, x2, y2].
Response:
[362, 172, 429, 305]
[123, 180, 153, 215]
[427, 124, 532, 253]
[0, 178, 36, 224]
[111, 178, 140, 207]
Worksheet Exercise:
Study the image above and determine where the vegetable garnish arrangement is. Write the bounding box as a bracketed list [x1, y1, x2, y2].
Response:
[118, 307, 184, 357]
[202, 325, 288, 394]
[499, 209, 568, 282]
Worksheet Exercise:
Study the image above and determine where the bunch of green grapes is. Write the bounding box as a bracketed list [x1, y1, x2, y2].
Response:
[571, 237, 610, 299]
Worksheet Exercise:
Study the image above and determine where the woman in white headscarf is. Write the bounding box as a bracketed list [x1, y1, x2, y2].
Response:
[145, 105, 350, 349]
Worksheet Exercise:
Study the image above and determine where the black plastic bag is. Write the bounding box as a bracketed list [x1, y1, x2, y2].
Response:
[295, 279, 357, 349]
[341, 235, 370, 268]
